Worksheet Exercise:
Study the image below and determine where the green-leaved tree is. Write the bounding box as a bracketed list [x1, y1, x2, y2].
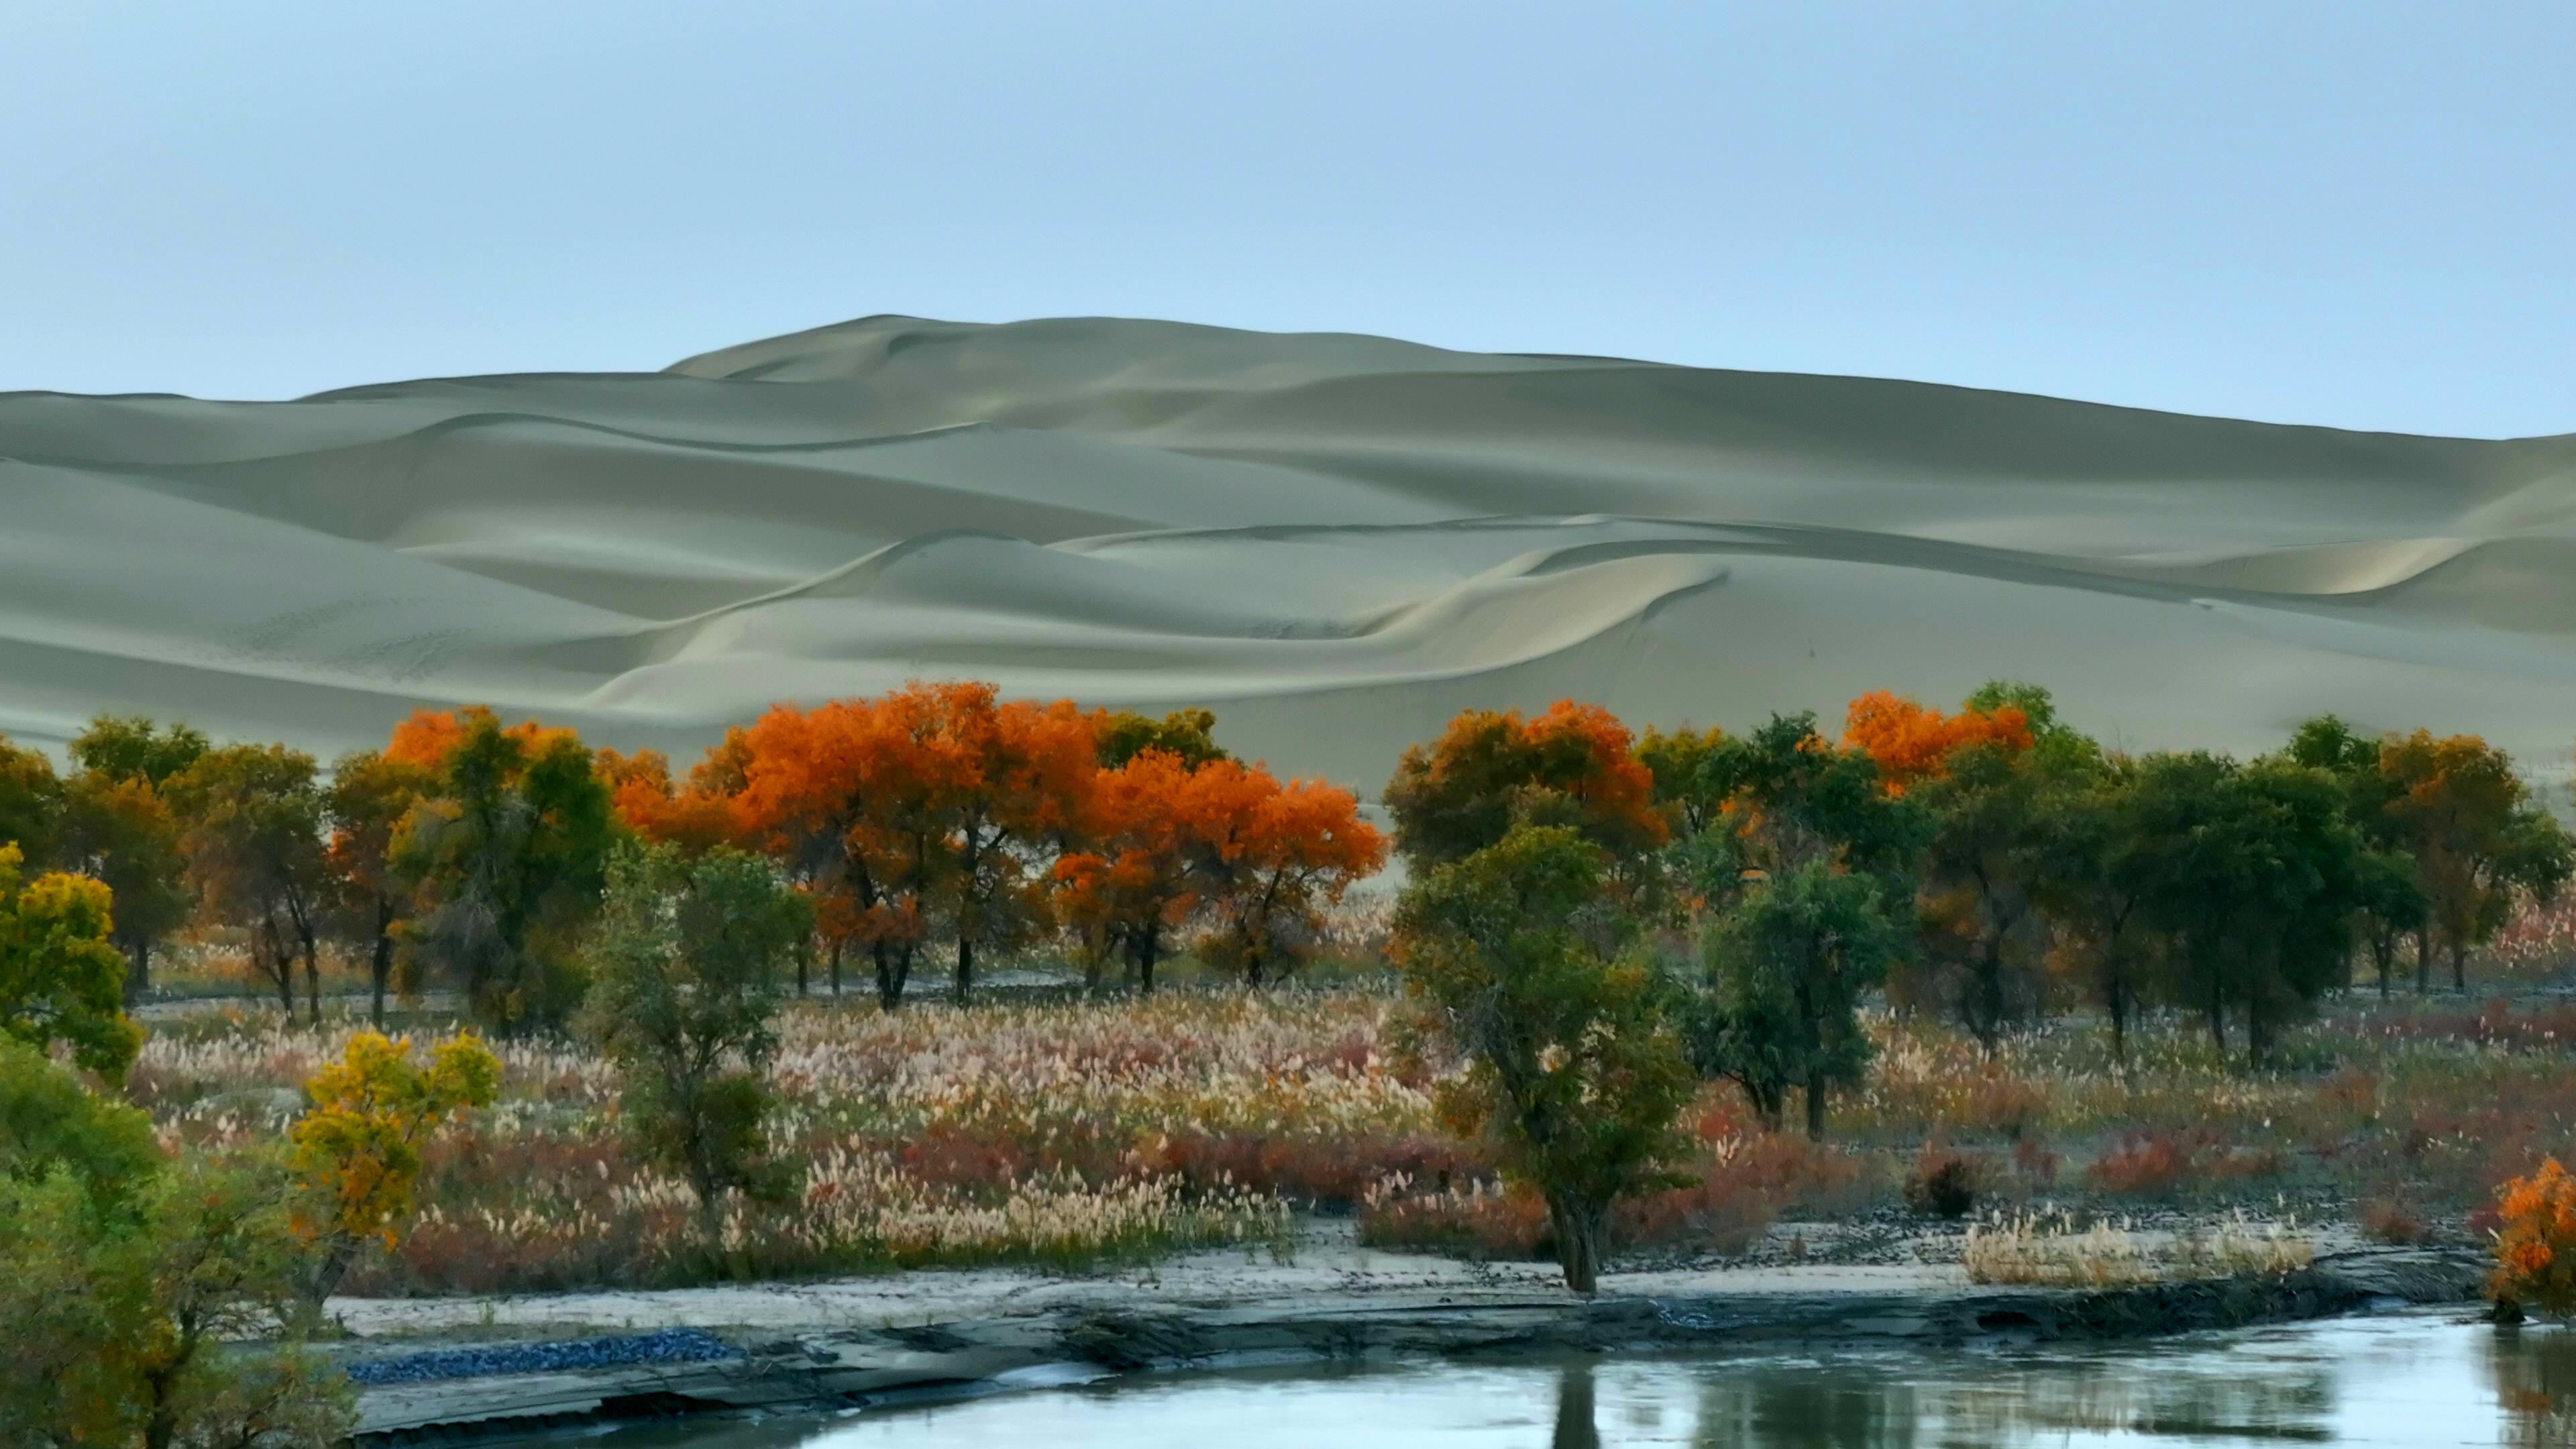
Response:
[0, 845, 141, 1081]
[0, 1041, 351, 1449]
[1702, 859, 1903, 1140]
[168, 745, 330, 1023]
[393, 713, 618, 1033]
[1391, 824, 1693, 1294]
[577, 842, 809, 1236]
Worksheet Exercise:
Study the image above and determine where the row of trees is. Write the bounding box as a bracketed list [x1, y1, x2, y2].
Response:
[0, 686, 1385, 1037]
[1386, 688, 2574, 1291]
[627, 685, 1386, 1009]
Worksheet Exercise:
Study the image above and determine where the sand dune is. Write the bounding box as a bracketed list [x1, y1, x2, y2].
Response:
[4, 314, 2573, 791]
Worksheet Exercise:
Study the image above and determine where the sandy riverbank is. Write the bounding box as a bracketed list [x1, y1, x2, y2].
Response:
[338, 1220, 2486, 1442]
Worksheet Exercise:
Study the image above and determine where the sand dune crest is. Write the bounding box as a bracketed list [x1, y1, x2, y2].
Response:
[3, 315, 2572, 788]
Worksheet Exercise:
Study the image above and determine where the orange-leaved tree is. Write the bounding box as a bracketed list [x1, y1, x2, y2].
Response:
[1053, 747, 1205, 994]
[735, 697, 941, 1008]
[735, 684, 1104, 1006]
[1843, 687, 2050, 1049]
[896, 682, 1099, 1004]
[1841, 690, 2032, 794]
[1188, 759, 1387, 987]
[1383, 700, 1667, 871]
[289, 1028, 500, 1303]
[2491, 1157, 2576, 1318]
[327, 748, 437, 1026]
[2381, 731, 2573, 993]
[598, 743, 749, 861]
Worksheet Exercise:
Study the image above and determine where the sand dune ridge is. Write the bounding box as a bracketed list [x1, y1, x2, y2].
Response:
[4, 315, 2572, 788]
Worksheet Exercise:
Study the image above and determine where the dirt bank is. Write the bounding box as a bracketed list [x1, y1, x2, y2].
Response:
[341, 1222, 2485, 1444]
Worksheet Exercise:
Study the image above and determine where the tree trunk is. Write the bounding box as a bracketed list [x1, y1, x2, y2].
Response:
[123, 938, 152, 1006]
[874, 941, 909, 1011]
[1752, 1082, 1784, 1132]
[142, 1357, 186, 1449]
[1138, 930, 1160, 996]
[955, 932, 975, 1005]
[794, 934, 810, 998]
[1970, 947, 2004, 1053]
[369, 912, 394, 1028]
[2415, 930, 2432, 995]
[1546, 1195, 1607, 1295]
[308, 1232, 364, 1308]
[271, 926, 295, 1019]
[2106, 971, 2129, 1067]
[2452, 936, 2469, 993]
[2371, 926, 2393, 1000]
[830, 937, 845, 997]
[301, 924, 322, 1026]
[1803, 1071, 1828, 1140]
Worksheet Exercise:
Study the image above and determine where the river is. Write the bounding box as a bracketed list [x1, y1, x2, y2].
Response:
[507, 1309, 2573, 1446]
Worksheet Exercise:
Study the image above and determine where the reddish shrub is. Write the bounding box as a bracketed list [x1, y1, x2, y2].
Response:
[900, 1124, 1034, 1189]
[1902, 1146, 1983, 1218]
[1148, 1130, 1485, 1208]
[2012, 1136, 2061, 1189]
[2361, 1196, 2434, 1246]
[2084, 1131, 2195, 1199]
[2207, 1145, 2287, 1183]
[1358, 1182, 1548, 1257]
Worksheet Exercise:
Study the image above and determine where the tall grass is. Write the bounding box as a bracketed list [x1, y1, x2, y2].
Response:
[1964, 1209, 2314, 1287]
[126, 971, 2576, 1295]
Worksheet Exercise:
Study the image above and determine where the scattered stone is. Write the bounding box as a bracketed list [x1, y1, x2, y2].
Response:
[345, 1328, 737, 1386]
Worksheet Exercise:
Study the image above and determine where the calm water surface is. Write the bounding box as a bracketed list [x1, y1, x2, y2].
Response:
[520, 1310, 2576, 1447]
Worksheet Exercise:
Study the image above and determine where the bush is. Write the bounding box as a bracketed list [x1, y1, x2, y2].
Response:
[1358, 1177, 1549, 1257]
[0, 1046, 352, 1446]
[2361, 1195, 2434, 1246]
[2491, 1157, 2576, 1316]
[1902, 1146, 1982, 1218]
[2084, 1131, 2196, 1199]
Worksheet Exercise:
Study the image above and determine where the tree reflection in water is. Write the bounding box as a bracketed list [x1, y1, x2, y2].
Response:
[2485, 1323, 2576, 1446]
[487, 1313, 2536, 1448]
[1552, 1364, 1599, 1449]
[1683, 1353, 2335, 1446]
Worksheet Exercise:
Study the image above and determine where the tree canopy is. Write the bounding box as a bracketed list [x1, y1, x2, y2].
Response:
[578, 842, 808, 1231]
[1391, 824, 1692, 1293]
[168, 744, 330, 1022]
[0, 845, 140, 1081]
[388, 707, 619, 1033]
[1384, 701, 1668, 871]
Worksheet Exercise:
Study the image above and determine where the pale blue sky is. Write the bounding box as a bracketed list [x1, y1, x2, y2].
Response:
[5, 2, 2570, 436]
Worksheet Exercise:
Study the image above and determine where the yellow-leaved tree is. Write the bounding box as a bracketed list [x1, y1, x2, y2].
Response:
[288, 1030, 499, 1303]
[0, 842, 142, 1082]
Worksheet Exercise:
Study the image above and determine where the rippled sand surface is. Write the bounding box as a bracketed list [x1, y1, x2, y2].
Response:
[8, 315, 2571, 786]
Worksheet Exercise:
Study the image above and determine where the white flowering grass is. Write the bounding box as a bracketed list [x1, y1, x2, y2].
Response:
[1964, 1208, 2314, 1287]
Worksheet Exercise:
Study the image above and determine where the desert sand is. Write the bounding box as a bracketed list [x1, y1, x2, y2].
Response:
[5, 314, 2573, 793]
